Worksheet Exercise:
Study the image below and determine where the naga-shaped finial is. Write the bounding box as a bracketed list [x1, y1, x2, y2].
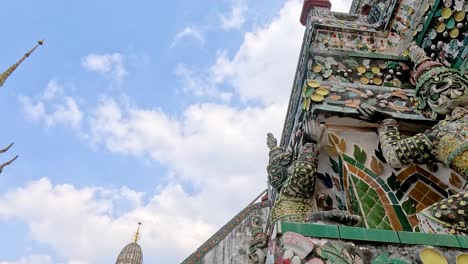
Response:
[248, 216, 268, 264]
[266, 133, 277, 150]
[0, 40, 44, 87]
[266, 133, 292, 191]
[0, 143, 17, 175]
[0, 142, 14, 153]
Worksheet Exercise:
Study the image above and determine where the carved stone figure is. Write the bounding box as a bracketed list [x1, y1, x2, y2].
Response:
[269, 120, 361, 225]
[417, 191, 468, 235]
[270, 140, 320, 223]
[359, 42, 467, 235]
[248, 216, 268, 264]
[359, 42, 467, 179]
[266, 133, 293, 191]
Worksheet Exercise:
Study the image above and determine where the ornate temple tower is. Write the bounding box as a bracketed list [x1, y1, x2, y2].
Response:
[184, 0, 468, 263]
[0, 40, 43, 174]
[115, 222, 144, 264]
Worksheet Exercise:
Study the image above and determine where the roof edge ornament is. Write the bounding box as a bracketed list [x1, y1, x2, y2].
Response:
[0, 40, 44, 88]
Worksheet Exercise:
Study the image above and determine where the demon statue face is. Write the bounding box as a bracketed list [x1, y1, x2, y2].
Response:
[409, 42, 468, 118]
[266, 133, 292, 191]
[416, 67, 468, 117]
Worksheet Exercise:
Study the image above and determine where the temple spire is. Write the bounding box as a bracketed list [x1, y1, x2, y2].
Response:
[115, 222, 143, 264]
[0, 40, 44, 87]
[132, 222, 142, 243]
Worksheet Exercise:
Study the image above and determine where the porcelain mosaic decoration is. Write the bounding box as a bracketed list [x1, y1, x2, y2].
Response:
[181, 0, 468, 263]
[263, 0, 468, 263]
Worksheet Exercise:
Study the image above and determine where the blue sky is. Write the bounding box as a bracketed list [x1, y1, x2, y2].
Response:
[0, 0, 351, 263]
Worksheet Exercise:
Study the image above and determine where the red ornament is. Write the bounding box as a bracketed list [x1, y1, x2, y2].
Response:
[300, 0, 332, 25]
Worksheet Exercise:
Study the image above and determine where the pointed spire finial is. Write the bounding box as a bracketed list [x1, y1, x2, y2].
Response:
[0, 40, 44, 88]
[132, 222, 142, 243]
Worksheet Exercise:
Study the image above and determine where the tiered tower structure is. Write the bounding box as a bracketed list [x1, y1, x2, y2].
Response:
[0, 40, 43, 175]
[184, 0, 467, 263]
[115, 222, 144, 264]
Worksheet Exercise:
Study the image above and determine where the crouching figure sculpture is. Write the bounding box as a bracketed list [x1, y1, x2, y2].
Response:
[359, 42, 467, 235]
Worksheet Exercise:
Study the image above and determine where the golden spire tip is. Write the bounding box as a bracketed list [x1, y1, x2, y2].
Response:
[132, 222, 142, 243]
[0, 40, 44, 87]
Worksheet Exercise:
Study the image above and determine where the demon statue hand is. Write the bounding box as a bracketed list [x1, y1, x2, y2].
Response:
[359, 42, 467, 179]
[359, 42, 467, 235]
[269, 118, 361, 225]
[248, 216, 268, 264]
[417, 191, 468, 235]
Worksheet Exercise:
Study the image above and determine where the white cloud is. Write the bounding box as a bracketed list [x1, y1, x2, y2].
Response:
[0, 178, 223, 263]
[211, 0, 304, 105]
[330, 0, 353, 13]
[41, 80, 63, 100]
[172, 26, 205, 46]
[81, 53, 127, 80]
[0, 254, 53, 264]
[19, 80, 83, 129]
[220, 1, 248, 30]
[88, 99, 285, 184]
[174, 64, 232, 101]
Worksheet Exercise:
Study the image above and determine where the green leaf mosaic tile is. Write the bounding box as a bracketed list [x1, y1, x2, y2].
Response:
[353, 145, 367, 164]
[343, 154, 355, 165]
[330, 157, 340, 173]
[387, 173, 400, 191]
[351, 176, 392, 229]
[402, 197, 417, 215]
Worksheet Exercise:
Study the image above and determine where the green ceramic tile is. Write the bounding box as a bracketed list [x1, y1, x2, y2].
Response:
[339, 226, 400, 243]
[396, 190, 404, 200]
[375, 177, 386, 186]
[356, 162, 365, 170]
[361, 194, 376, 209]
[382, 184, 391, 192]
[402, 197, 417, 215]
[393, 206, 412, 232]
[366, 214, 380, 227]
[388, 193, 398, 205]
[397, 231, 435, 245]
[354, 178, 369, 192]
[434, 234, 461, 248]
[456, 235, 468, 249]
[372, 203, 386, 215]
[343, 154, 355, 165]
[364, 168, 379, 179]
[376, 220, 392, 230]
[280, 222, 340, 239]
